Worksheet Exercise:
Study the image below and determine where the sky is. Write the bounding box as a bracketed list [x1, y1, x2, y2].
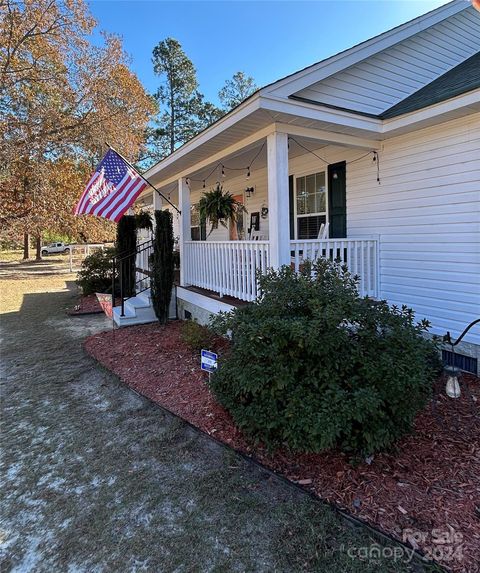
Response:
[87, 0, 452, 106]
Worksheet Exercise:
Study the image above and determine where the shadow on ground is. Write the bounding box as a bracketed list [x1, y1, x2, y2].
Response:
[0, 270, 423, 572]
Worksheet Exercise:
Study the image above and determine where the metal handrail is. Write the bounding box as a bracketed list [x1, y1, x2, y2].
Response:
[112, 239, 154, 317]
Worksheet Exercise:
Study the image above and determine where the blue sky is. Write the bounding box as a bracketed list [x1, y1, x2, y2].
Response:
[88, 0, 450, 105]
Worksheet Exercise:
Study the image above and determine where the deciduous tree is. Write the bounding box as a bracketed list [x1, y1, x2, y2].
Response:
[0, 0, 155, 253]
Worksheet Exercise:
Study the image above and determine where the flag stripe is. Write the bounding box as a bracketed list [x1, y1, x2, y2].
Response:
[110, 181, 148, 222]
[86, 173, 131, 216]
[96, 174, 138, 219]
[73, 149, 149, 222]
[74, 171, 101, 214]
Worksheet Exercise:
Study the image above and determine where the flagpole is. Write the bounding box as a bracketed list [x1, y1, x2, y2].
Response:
[105, 142, 181, 215]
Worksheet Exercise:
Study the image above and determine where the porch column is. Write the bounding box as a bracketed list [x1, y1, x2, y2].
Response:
[152, 189, 162, 211]
[267, 131, 290, 269]
[178, 177, 190, 287]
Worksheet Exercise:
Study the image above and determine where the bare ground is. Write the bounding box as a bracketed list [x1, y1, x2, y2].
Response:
[0, 260, 426, 572]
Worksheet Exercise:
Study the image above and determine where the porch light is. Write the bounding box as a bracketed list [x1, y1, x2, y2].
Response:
[245, 186, 255, 198]
[444, 366, 461, 399]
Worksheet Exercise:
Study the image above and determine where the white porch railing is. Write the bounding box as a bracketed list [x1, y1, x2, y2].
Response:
[290, 238, 379, 297]
[184, 240, 270, 302]
[183, 237, 379, 302]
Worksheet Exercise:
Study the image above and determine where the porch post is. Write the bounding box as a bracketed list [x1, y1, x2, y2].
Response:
[267, 131, 290, 269]
[152, 189, 162, 211]
[178, 177, 190, 287]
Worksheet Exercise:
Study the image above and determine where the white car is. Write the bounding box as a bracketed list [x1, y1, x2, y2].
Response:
[41, 242, 71, 256]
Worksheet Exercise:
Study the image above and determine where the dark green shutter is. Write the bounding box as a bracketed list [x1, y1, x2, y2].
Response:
[328, 161, 346, 238]
[289, 175, 294, 240]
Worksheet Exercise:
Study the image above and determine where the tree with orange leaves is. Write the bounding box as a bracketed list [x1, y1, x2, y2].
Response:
[0, 0, 155, 256]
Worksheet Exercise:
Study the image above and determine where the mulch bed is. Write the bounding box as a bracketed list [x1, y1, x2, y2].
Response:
[68, 294, 104, 315]
[68, 295, 121, 316]
[84, 321, 480, 573]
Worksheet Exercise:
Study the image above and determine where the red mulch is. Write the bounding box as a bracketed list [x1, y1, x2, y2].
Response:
[84, 321, 480, 572]
[68, 294, 104, 315]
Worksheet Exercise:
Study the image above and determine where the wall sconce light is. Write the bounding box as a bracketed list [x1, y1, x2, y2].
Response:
[245, 186, 255, 198]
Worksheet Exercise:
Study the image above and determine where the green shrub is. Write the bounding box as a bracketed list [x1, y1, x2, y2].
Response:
[209, 259, 441, 456]
[76, 247, 116, 295]
[151, 210, 174, 323]
[181, 320, 215, 354]
[116, 215, 137, 298]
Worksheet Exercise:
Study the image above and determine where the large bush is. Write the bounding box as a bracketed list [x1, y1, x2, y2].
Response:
[76, 247, 116, 295]
[209, 260, 441, 455]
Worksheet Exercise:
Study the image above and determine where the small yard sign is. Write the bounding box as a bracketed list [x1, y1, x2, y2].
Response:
[201, 349, 218, 373]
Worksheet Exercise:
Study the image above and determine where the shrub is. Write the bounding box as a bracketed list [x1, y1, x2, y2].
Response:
[116, 215, 137, 298]
[181, 320, 216, 354]
[76, 247, 116, 295]
[209, 259, 441, 456]
[151, 210, 174, 323]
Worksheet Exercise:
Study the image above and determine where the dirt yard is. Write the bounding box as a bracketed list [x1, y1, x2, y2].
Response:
[0, 259, 428, 572]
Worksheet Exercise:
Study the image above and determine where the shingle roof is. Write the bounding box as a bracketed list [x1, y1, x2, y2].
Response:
[380, 52, 480, 119]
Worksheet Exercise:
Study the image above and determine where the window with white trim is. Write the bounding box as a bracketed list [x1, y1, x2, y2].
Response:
[295, 171, 326, 239]
[190, 203, 206, 241]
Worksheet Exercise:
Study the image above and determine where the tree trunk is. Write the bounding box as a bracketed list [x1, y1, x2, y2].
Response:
[23, 233, 29, 259]
[35, 236, 42, 261]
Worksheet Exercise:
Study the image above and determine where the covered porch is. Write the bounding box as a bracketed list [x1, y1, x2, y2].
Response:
[140, 122, 382, 306]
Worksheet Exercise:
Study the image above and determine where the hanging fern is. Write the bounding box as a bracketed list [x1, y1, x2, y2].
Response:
[151, 210, 175, 324]
[198, 183, 246, 236]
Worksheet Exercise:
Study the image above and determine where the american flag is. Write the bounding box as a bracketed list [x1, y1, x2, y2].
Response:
[74, 149, 148, 222]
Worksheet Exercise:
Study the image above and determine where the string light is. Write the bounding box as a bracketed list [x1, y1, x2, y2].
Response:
[289, 136, 381, 185]
[186, 142, 266, 189]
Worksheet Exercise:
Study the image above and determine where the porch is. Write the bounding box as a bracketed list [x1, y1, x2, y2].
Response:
[135, 125, 383, 316]
[183, 237, 379, 301]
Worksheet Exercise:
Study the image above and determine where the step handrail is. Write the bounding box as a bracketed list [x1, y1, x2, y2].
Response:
[112, 238, 154, 317]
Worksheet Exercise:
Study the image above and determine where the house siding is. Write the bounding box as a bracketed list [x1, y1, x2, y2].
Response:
[188, 114, 479, 345]
[293, 7, 480, 115]
[347, 113, 480, 345]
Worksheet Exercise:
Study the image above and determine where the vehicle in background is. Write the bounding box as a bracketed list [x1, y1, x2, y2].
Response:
[41, 242, 71, 256]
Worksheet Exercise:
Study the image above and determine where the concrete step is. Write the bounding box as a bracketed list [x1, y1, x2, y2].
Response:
[112, 288, 176, 327]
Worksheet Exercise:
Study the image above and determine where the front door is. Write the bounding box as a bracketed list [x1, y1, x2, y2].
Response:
[229, 194, 245, 240]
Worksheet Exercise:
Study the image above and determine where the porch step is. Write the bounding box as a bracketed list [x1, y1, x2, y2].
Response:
[112, 288, 176, 327]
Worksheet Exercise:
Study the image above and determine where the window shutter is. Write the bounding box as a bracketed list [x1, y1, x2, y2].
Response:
[289, 175, 294, 240]
[328, 161, 346, 238]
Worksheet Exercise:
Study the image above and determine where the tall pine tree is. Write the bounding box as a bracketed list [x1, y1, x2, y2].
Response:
[150, 38, 221, 159]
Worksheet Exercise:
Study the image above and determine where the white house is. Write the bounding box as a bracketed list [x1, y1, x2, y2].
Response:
[116, 0, 480, 372]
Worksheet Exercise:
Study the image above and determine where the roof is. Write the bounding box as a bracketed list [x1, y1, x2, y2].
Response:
[380, 52, 480, 119]
[144, 0, 476, 182]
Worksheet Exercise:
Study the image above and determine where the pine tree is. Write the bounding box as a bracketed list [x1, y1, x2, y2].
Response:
[218, 72, 258, 111]
[151, 38, 221, 159]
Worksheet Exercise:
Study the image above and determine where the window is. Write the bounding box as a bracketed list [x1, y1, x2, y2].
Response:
[295, 172, 326, 239]
[190, 204, 206, 241]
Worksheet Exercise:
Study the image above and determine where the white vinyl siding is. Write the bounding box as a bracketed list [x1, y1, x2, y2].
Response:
[346, 114, 480, 344]
[293, 7, 480, 115]
[187, 113, 479, 344]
